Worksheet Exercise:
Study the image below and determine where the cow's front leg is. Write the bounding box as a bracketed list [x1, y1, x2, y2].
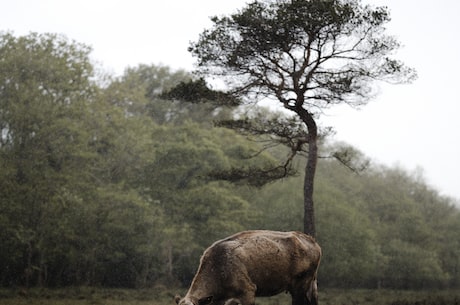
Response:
[232, 282, 256, 305]
[226, 275, 256, 305]
[223, 292, 255, 305]
[237, 293, 256, 305]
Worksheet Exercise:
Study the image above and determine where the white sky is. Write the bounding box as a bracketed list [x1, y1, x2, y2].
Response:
[1, 0, 459, 201]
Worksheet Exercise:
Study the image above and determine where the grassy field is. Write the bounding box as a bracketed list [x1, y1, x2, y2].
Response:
[0, 287, 459, 305]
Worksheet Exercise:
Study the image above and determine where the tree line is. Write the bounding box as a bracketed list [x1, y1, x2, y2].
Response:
[0, 32, 459, 290]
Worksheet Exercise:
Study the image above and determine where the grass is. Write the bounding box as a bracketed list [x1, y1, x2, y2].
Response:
[0, 287, 459, 305]
[256, 290, 460, 305]
[0, 286, 172, 305]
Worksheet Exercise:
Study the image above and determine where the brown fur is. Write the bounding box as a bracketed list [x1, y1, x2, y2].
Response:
[175, 230, 321, 305]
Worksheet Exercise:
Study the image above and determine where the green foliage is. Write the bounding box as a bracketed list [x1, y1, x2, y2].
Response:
[141, 122, 280, 282]
[248, 154, 460, 289]
[104, 64, 190, 118]
[0, 32, 98, 287]
[0, 32, 459, 291]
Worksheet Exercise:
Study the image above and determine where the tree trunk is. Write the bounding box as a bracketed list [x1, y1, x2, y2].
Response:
[304, 139, 317, 237]
[299, 108, 318, 237]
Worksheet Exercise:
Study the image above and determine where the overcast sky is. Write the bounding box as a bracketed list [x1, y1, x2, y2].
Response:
[2, 0, 459, 201]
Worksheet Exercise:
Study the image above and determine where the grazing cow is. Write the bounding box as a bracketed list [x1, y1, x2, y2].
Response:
[175, 230, 321, 305]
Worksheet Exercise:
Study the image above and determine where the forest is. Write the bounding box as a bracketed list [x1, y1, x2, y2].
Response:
[0, 32, 459, 291]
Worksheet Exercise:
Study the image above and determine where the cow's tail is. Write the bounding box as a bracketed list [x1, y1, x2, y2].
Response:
[306, 250, 321, 305]
[306, 273, 318, 305]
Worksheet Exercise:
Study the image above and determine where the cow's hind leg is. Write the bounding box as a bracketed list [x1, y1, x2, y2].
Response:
[291, 290, 308, 305]
[290, 277, 318, 305]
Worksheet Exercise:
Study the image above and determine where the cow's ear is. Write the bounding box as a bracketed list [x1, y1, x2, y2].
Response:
[174, 295, 182, 304]
[198, 296, 213, 305]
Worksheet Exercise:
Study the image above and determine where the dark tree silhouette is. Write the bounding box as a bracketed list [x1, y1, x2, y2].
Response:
[188, 0, 416, 236]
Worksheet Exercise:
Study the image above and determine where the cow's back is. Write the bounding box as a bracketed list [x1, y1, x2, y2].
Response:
[211, 230, 320, 296]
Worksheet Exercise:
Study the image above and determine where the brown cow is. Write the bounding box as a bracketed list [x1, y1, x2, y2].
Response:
[175, 230, 321, 305]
